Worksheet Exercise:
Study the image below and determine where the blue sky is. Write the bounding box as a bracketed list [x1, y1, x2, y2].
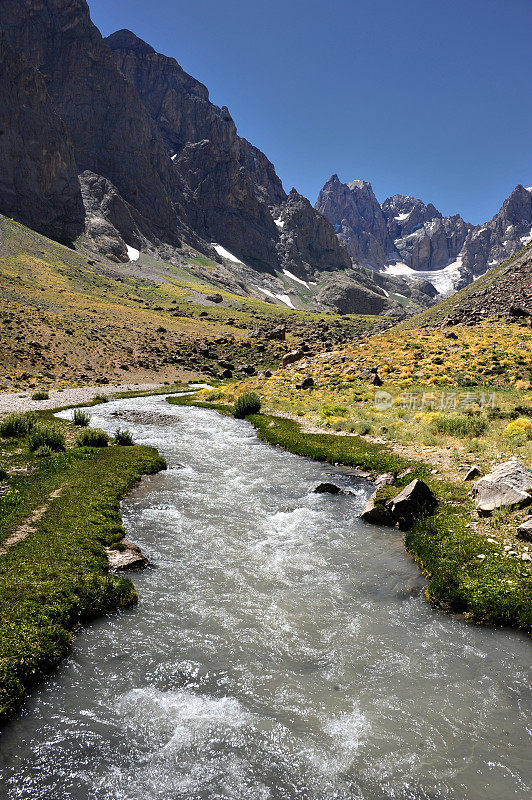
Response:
[89, 0, 532, 224]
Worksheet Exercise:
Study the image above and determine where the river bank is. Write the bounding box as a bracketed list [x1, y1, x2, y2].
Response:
[168, 394, 532, 631]
[0, 407, 165, 725]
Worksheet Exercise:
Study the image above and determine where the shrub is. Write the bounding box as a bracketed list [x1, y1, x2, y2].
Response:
[73, 409, 91, 427]
[503, 418, 532, 438]
[0, 412, 36, 438]
[75, 428, 110, 448]
[31, 390, 49, 401]
[28, 425, 65, 452]
[93, 394, 108, 404]
[114, 428, 134, 446]
[431, 413, 487, 438]
[35, 444, 53, 458]
[0, 468, 8, 481]
[233, 392, 261, 419]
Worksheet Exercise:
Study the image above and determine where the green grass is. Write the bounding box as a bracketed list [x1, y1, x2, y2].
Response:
[75, 428, 110, 447]
[0, 442, 165, 726]
[169, 394, 532, 631]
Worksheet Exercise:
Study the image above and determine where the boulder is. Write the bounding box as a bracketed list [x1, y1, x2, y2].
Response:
[464, 465, 482, 481]
[313, 482, 344, 495]
[473, 459, 532, 516]
[300, 377, 314, 389]
[361, 490, 394, 525]
[205, 293, 223, 303]
[387, 479, 438, 530]
[106, 540, 147, 570]
[282, 350, 305, 368]
[516, 518, 532, 542]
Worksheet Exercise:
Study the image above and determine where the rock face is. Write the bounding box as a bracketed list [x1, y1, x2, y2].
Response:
[105, 29, 346, 275]
[460, 185, 532, 276]
[0, 32, 84, 242]
[473, 459, 532, 516]
[316, 175, 394, 267]
[316, 175, 531, 288]
[273, 188, 351, 279]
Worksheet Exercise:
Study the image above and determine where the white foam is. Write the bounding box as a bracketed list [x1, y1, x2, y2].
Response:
[282, 269, 310, 289]
[126, 245, 140, 262]
[211, 243, 244, 264]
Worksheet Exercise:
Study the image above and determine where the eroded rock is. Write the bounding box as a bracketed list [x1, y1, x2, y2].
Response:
[473, 459, 532, 516]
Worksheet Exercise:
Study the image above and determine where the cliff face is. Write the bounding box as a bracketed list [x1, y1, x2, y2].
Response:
[272, 189, 351, 279]
[460, 185, 532, 276]
[1, 0, 184, 250]
[0, 32, 83, 242]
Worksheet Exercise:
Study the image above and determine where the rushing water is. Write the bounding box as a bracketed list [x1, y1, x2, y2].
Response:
[0, 395, 530, 800]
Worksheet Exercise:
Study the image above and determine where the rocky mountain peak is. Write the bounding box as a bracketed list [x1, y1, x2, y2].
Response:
[105, 29, 156, 56]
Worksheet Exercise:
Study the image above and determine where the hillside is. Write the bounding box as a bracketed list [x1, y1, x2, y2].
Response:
[0, 216, 381, 392]
[399, 242, 532, 328]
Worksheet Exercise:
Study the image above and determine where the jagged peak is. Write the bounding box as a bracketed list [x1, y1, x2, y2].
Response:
[347, 178, 374, 193]
[105, 29, 155, 55]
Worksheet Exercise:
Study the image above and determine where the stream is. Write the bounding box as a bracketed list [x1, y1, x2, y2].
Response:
[0, 395, 530, 799]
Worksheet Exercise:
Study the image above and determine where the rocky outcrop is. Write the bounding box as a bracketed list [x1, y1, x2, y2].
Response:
[316, 175, 394, 266]
[106, 28, 283, 269]
[316, 272, 405, 316]
[106, 539, 148, 570]
[460, 185, 532, 276]
[0, 32, 84, 242]
[316, 176, 531, 288]
[473, 459, 532, 516]
[273, 189, 351, 278]
[393, 214, 471, 271]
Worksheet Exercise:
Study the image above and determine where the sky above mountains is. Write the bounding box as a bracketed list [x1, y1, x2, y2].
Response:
[90, 0, 531, 224]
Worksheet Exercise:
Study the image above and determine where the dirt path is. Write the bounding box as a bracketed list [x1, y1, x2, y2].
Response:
[0, 486, 64, 555]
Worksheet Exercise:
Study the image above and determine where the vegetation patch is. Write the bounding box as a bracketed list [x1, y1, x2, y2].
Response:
[75, 428, 110, 448]
[233, 392, 261, 419]
[0, 429, 165, 726]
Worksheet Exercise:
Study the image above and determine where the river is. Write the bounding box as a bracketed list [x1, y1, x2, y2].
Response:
[0, 395, 530, 799]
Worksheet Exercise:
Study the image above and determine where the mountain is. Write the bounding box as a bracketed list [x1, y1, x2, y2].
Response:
[400, 242, 532, 329]
[0, 0, 436, 317]
[316, 175, 532, 291]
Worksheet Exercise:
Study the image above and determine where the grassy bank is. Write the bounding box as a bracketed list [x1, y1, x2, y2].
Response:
[0, 415, 165, 726]
[168, 394, 532, 632]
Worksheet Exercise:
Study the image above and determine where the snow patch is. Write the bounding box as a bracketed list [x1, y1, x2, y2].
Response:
[520, 226, 532, 244]
[274, 217, 285, 229]
[383, 257, 464, 295]
[383, 262, 416, 276]
[171, 153, 178, 161]
[282, 269, 310, 289]
[255, 286, 295, 309]
[211, 243, 244, 264]
[126, 245, 140, 262]
[394, 212, 410, 221]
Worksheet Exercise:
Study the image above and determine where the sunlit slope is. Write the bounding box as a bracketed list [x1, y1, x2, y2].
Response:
[0, 216, 380, 389]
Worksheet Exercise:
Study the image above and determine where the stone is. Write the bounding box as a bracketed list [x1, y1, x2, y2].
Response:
[473, 459, 532, 516]
[360, 491, 394, 525]
[301, 377, 314, 389]
[387, 479, 438, 530]
[375, 472, 395, 488]
[464, 465, 482, 481]
[221, 369, 233, 379]
[282, 350, 305, 368]
[105, 540, 147, 570]
[205, 293, 223, 303]
[517, 519, 532, 542]
[313, 482, 344, 495]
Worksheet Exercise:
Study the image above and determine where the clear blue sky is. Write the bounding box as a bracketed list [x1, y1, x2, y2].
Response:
[89, 0, 531, 224]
